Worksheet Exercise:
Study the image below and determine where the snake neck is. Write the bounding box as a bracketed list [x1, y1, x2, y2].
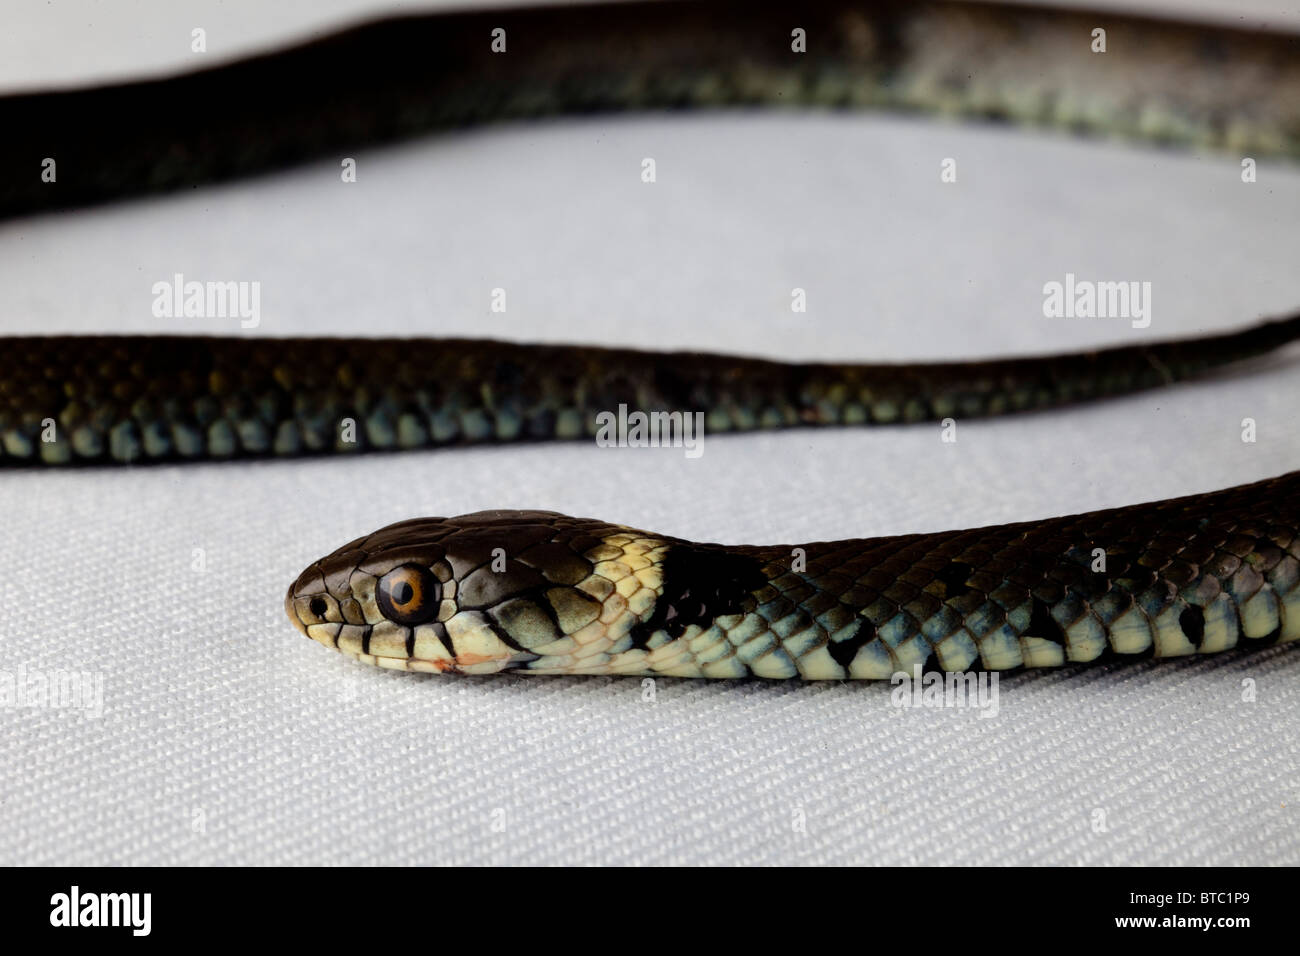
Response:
[580, 471, 1300, 679]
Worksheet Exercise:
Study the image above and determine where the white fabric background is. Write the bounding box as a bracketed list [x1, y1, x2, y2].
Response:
[1, 1, 1299, 865]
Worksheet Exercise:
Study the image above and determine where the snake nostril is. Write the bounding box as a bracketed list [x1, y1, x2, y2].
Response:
[309, 597, 328, 618]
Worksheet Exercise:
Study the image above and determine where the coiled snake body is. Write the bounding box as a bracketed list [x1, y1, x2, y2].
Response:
[4, 1, 1299, 677]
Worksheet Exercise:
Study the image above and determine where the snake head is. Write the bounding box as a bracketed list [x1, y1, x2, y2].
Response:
[285, 510, 670, 675]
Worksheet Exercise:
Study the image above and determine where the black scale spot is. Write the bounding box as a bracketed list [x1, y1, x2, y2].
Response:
[1107, 550, 1136, 573]
[491, 359, 525, 388]
[1242, 624, 1283, 648]
[525, 409, 556, 439]
[628, 545, 766, 650]
[828, 618, 875, 668]
[935, 561, 974, 599]
[1027, 598, 1067, 645]
[1178, 605, 1205, 648]
[650, 365, 696, 407]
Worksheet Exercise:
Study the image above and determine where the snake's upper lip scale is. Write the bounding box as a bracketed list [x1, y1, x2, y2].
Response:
[285, 584, 308, 637]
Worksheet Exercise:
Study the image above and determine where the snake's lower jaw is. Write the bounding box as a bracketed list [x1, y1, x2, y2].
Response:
[328, 648, 518, 676]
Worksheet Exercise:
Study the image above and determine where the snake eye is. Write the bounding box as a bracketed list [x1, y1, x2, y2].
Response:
[377, 564, 441, 626]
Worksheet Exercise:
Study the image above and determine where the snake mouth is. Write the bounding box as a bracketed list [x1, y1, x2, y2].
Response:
[334, 649, 514, 676]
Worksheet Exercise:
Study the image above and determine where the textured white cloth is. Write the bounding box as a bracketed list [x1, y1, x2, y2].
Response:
[1, 4, 1299, 866]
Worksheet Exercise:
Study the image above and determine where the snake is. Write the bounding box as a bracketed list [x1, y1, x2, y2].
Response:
[3, 0, 1299, 678]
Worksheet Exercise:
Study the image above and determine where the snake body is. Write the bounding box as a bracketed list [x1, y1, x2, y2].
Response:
[287, 473, 1300, 677]
[5, 0, 1300, 217]
[3, 1, 1299, 677]
[1, 319, 1297, 464]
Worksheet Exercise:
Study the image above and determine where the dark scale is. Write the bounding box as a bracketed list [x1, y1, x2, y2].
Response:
[934, 561, 976, 599]
[1028, 598, 1068, 646]
[629, 546, 767, 650]
[1178, 605, 1206, 648]
[828, 618, 877, 668]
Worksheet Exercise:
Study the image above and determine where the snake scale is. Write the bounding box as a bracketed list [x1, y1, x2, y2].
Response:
[3, 0, 1298, 678]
